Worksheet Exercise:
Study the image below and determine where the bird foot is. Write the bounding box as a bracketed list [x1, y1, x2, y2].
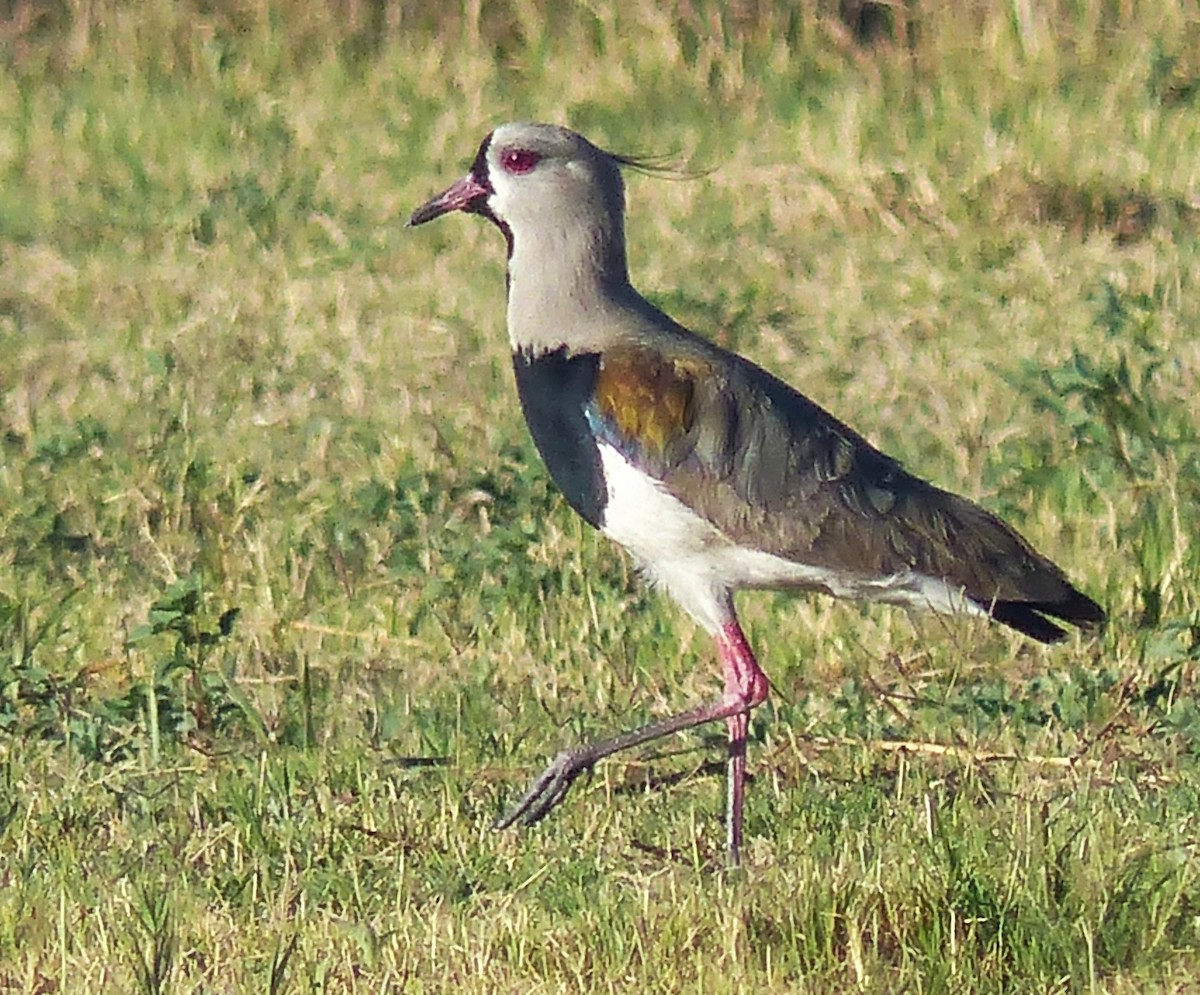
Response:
[493, 747, 595, 829]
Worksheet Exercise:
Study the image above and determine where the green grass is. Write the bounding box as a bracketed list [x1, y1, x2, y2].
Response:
[2, 1, 1199, 990]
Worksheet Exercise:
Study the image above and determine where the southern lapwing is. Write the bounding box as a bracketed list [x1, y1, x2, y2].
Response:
[409, 122, 1105, 865]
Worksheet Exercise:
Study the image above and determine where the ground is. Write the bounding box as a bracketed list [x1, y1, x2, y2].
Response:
[1, 2, 1198, 992]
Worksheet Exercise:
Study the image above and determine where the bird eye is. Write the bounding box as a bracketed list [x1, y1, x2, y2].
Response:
[500, 148, 541, 174]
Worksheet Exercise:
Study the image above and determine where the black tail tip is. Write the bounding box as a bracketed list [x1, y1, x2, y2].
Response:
[982, 593, 1106, 644]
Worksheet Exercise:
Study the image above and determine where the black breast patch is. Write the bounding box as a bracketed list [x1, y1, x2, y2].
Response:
[511, 347, 606, 528]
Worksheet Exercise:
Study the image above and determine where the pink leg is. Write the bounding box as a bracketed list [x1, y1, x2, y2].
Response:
[495, 612, 770, 867]
[717, 619, 770, 865]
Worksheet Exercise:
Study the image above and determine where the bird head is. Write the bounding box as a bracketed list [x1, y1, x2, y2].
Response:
[408, 123, 630, 249]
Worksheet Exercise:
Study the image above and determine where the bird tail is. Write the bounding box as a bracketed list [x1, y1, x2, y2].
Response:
[976, 591, 1106, 643]
[915, 487, 1107, 644]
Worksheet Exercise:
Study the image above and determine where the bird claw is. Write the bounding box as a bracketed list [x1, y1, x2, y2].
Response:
[493, 748, 594, 830]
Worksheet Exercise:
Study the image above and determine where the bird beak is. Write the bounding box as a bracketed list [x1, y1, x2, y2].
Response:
[408, 173, 491, 227]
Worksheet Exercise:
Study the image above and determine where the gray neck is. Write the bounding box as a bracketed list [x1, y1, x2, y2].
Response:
[506, 212, 637, 356]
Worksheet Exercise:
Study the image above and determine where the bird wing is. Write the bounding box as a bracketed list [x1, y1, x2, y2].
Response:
[587, 340, 1103, 640]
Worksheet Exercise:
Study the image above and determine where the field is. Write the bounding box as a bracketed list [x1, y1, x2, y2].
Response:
[2, 1, 1199, 991]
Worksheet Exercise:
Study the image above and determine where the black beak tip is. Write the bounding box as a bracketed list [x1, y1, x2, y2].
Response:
[407, 202, 443, 228]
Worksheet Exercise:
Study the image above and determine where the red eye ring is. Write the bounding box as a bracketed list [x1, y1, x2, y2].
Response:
[501, 148, 541, 174]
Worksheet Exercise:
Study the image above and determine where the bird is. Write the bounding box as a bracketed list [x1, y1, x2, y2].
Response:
[409, 122, 1105, 866]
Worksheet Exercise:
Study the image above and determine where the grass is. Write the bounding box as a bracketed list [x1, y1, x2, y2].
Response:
[1, 0, 1199, 990]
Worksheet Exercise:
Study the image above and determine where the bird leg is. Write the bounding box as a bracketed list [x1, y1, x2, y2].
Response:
[717, 619, 770, 865]
[493, 617, 770, 866]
